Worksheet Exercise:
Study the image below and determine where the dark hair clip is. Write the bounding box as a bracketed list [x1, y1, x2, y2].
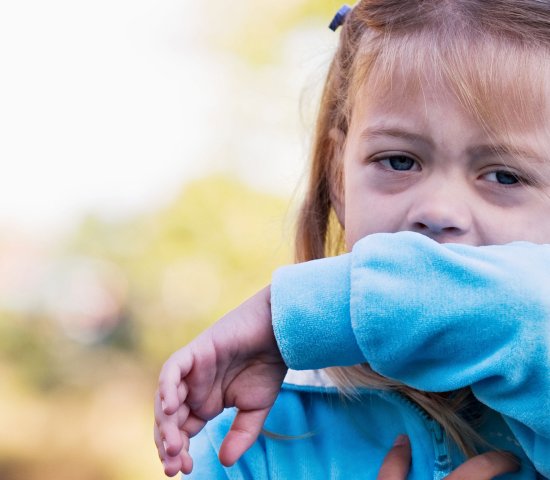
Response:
[329, 5, 352, 31]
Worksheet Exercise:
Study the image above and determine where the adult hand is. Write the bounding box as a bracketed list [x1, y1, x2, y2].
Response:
[377, 435, 520, 480]
[154, 286, 288, 477]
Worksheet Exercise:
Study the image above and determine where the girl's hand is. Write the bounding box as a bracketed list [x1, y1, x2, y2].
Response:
[153, 286, 288, 477]
[377, 435, 520, 480]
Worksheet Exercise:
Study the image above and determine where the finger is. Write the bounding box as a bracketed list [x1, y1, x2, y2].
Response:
[155, 392, 185, 456]
[154, 424, 187, 477]
[166, 442, 194, 477]
[377, 435, 411, 480]
[218, 407, 271, 467]
[175, 402, 191, 429]
[162, 452, 189, 478]
[445, 451, 520, 480]
[155, 412, 194, 477]
[180, 412, 207, 438]
[184, 348, 218, 412]
[178, 382, 187, 405]
[166, 433, 194, 475]
[179, 435, 193, 470]
[154, 389, 164, 427]
[162, 434, 194, 477]
[159, 353, 192, 415]
[153, 420, 167, 462]
[155, 388, 188, 427]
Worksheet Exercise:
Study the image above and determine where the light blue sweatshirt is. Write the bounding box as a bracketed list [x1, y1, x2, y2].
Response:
[186, 232, 550, 479]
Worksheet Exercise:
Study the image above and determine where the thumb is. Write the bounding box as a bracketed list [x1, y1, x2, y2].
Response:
[218, 407, 272, 467]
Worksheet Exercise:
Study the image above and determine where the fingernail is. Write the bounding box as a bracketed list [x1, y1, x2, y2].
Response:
[161, 399, 167, 411]
[163, 440, 169, 453]
[393, 434, 408, 447]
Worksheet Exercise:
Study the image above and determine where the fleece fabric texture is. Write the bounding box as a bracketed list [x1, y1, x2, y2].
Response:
[271, 232, 550, 477]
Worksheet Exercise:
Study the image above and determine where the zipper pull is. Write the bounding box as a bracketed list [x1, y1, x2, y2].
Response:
[431, 420, 452, 479]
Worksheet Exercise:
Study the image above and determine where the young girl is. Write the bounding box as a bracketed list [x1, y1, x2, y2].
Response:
[154, 1, 550, 478]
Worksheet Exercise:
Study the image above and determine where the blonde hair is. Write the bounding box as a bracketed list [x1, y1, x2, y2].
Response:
[295, 0, 550, 456]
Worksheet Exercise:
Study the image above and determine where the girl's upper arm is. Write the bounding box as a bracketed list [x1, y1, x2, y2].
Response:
[271, 231, 550, 476]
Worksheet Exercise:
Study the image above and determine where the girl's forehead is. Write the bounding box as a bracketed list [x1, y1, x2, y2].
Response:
[351, 35, 550, 138]
[350, 78, 547, 159]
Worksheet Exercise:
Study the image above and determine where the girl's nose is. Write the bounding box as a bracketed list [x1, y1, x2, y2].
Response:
[406, 182, 473, 239]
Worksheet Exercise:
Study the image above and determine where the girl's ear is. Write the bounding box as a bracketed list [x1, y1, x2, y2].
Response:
[328, 127, 346, 227]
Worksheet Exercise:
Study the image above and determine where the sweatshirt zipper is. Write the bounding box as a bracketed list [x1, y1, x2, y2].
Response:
[384, 391, 453, 480]
[430, 419, 452, 480]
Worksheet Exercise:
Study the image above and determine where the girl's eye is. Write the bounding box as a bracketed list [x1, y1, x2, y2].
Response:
[378, 156, 418, 171]
[484, 170, 521, 185]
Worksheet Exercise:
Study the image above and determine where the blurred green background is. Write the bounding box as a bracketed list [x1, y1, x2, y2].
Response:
[0, 1, 341, 478]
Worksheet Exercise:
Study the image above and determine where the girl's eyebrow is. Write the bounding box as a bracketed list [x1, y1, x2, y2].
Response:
[468, 144, 544, 164]
[360, 127, 544, 164]
[359, 127, 433, 147]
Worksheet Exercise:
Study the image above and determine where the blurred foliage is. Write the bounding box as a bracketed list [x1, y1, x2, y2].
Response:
[65, 175, 292, 363]
[0, 314, 64, 392]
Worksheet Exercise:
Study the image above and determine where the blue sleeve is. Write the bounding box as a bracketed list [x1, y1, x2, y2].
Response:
[271, 231, 550, 477]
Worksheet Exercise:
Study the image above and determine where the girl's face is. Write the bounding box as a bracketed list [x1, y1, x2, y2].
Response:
[341, 78, 550, 250]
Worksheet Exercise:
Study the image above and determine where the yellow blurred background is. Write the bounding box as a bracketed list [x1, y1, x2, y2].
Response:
[0, 1, 341, 478]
